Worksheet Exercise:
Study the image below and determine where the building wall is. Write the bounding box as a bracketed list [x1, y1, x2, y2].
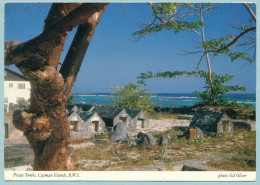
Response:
[69, 112, 105, 141]
[4, 80, 31, 104]
[113, 110, 131, 127]
[131, 111, 149, 129]
[90, 114, 104, 132]
[4, 114, 24, 139]
[69, 131, 92, 141]
[68, 112, 85, 131]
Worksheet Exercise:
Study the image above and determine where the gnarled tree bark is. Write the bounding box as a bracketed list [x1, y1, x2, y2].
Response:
[5, 3, 108, 171]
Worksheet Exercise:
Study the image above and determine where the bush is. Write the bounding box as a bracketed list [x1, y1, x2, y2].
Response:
[194, 71, 246, 105]
[111, 82, 156, 112]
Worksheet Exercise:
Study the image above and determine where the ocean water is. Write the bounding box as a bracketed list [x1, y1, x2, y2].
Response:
[72, 93, 256, 108]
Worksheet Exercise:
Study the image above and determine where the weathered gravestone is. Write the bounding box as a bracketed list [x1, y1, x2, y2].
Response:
[190, 109, 234, 136]
[189, 127, 204, 139]
[136, 132, 157, 147]
[159, 136, 170, 146]
[109, 122, 131, 142]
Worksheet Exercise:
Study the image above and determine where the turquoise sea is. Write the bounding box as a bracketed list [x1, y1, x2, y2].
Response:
[72, 93, 256, 108]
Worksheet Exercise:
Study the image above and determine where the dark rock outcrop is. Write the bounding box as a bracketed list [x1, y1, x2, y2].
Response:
[136, 132, 157, 147]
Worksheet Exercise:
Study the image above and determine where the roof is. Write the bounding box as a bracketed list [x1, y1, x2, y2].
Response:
[67, 105, 78, 112]
[76, 104, 95, 111]
[78, 111, 95, 122]
[67, 109, 77, 117]
[92, 106, 123, 119]
[190, 109, 224, 133]
[67, 104, 95, 112]
[4, 68, 28, 81]
[125, 109, 141, 119]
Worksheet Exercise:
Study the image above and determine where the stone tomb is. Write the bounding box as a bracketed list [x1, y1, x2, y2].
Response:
[189, 109, 234, 136]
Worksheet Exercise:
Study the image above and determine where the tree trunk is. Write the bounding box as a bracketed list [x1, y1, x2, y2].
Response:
[199, 4, 215, 104]
[199, 4, 212, 82]
[13, 66, 73, 170]
[6, 3, 108, 171]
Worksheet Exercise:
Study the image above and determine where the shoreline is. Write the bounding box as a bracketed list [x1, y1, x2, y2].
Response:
[70, 93, 256, 110]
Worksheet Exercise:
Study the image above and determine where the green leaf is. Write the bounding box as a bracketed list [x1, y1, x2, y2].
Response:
[111, 82, 156, 112]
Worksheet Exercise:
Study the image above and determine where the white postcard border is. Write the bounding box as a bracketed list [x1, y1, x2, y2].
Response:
[1, 0, 259, 184]
[4, 171, 256, 181]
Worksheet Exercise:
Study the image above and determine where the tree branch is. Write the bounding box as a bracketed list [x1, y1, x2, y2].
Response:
[243, 3, 256, 22]
[197, 53, 206, 70]
[147, 3, 168, 24]
[60, 5, 108, 97]
[208, 26, 256, 53]
[5, 3, 108, 67]
[43, 3, 82, 68]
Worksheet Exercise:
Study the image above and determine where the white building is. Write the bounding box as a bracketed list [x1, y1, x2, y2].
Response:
[4, 68, 31, 109]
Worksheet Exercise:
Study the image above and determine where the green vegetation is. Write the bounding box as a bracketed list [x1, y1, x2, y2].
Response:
[67, 95, 76, 105]
[133, 3, 255, 64]
[217, 101, 255, 111]
[111, 82, 156, 112]
[207, 129, 256, 171]
[71, 128, 255, 171]
[135, 3, 255, 109]
[138, 70, 247, 106]
[133, 3, 206, 37]
[94, 128, 109, 139]
[193, 71, 246, 105]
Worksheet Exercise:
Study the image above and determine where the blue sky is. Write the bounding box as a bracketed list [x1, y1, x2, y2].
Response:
[4, 3, 256, 94]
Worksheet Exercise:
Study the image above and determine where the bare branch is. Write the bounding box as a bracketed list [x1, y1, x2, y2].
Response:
[208, 26, 256, 53]
[243, 3, 256, 22]
[177, 48, 204, 55]
[121, 3, 128, 14]
[190, 29, 201, 36]
[197, 53, 206, 70]
[147, 3, 168, 23]
[14, 3, 41, 12]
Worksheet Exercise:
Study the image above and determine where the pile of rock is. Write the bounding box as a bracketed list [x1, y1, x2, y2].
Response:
[109, 122, 158, 147]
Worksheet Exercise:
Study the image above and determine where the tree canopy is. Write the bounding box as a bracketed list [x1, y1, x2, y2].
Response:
[135, 3, 255, 104]
[112, 82, 155, 112]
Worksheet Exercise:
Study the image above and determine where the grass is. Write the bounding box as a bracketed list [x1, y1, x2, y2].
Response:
[71, 128, 255, 171]
[72, 142, 156, 170]
[207, 156, 255, 171]
[206, 129, 256, 171]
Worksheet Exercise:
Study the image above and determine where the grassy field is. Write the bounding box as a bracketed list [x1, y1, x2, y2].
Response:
[71, 128, 256, 171]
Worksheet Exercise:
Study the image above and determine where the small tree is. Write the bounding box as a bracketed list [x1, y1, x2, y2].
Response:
[134, 3, 255, 105]
[194, 71, 246, 105]
[112, 82, 155, 112]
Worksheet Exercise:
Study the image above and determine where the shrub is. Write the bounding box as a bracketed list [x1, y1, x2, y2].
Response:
[111, 82, 156, 112]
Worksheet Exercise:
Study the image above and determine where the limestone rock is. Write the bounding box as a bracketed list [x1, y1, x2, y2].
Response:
[109, 122, 131, 142]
